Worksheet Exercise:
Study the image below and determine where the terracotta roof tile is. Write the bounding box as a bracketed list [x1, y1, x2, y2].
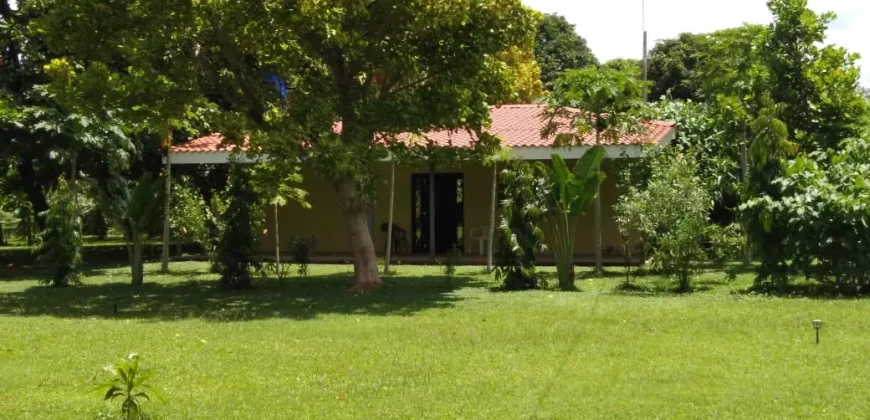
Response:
[172, 104, 675, 153]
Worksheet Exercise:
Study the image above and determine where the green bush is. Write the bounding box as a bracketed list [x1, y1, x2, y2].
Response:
[443, 245, 462, 282]
[615, 152, 718, 292]
[742, 137, 870, 288]
[170, 177, 208, 252]
[218, 162, 263, 289]
[494, 161, 546, 290]
[35, 179, 82, 287]
[290, 236, 313, 276]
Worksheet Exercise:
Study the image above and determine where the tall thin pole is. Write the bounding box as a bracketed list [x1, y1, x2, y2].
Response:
[384, 164, 395, 274]
[161, 151, 171, 273]
[642, 0, 649, 101]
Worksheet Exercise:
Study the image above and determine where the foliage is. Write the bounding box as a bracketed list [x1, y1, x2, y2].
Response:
[37, 0, 539, 292]
[442, 245, 462, 282]
[541, 149, 606, 290]
[498, 45, 546, 103]
[204, 190, 229, 274]
[35, 178, 82, 287]
[494, 161, 547, 290]
[169, 177, 208, 249]
[601, 58, 642, 77]
[742, 137, 870, 288]
[91, 353, 162, 420]
[647, 33, 708, 101]
[615, 152, 717, 292]
[218, 162, 263, 289]
[290, 237, 314, 277]
[534, 14, 598, 89]
[544, 66, 646, 147]
[105, 173, 165, 286]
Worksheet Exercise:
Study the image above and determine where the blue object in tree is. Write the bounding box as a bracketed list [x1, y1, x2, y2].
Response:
[266, 73, 287, 99]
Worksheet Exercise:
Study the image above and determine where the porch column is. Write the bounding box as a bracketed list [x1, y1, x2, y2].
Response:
[161, 151, 171, 273]
[486, 162, 497, 272]
[384, 163, 395, 274]
[429, 162, 436, 260]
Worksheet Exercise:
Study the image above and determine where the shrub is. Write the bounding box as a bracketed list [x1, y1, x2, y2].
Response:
[91, 353, 163, 420]
[170, 176, 208, 252]
[218, 162, 263, 289]
[290, 236, 313, 276]
[107, 173, 164, 286]
[35, 178, 82, 287]
[494, 161, 546, 290]
[615, 152, 715, 292]
[443, 245, 462, 282]
[742, 137, 870, 288]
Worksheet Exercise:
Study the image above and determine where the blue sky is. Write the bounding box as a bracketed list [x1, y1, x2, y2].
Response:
[524, 0, 869, 87]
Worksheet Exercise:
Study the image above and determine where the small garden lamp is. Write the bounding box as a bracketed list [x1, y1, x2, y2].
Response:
[812, 319, 823, 344]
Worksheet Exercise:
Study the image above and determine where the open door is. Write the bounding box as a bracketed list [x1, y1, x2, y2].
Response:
[411, 173, 464, 254]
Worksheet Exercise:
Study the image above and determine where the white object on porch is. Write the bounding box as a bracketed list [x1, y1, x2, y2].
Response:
[468, 227, 489, 256]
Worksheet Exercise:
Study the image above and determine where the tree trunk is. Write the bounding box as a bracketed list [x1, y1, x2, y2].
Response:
[337, 177, 382, 292]
[740, 139, 752, 266]
[131, 232, 144, 286]
[161, 153, 171, 273]
[486, 163, 497, 273]
[594, 129, 603, 275]
[0, 223, 5, 246]
[273, 203, 281, 266]
[428, 163, 436, 260]
[384, 164, 395, 274]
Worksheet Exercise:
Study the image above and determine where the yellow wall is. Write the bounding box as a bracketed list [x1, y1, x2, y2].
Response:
[263, 160, 626, 257]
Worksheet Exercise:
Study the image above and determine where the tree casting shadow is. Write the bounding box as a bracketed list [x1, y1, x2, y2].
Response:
[0, 272, 473, 321]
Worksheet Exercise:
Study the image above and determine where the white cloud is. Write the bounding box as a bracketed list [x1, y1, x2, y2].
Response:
[524, 0, 869, 86]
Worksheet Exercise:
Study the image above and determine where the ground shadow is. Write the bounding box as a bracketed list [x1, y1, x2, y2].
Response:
[0, 271, 473, 321]
[739, 282, 870, 299]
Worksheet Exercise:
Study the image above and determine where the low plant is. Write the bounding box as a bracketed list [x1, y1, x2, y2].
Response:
[91, 353, 163, 420]
[290, 236, 314, 276]
[35, 178, 82, 287]
[494, 161, 547, 290]
[443, 245, 462, 282]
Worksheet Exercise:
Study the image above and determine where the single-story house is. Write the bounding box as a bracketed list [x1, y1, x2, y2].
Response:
[169, 104, 676, 263]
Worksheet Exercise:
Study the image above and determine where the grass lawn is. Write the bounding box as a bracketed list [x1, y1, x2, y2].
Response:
[1, 262, 869, 419]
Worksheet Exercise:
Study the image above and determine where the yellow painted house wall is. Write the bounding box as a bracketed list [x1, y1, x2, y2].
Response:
[263, 160, 626, 257]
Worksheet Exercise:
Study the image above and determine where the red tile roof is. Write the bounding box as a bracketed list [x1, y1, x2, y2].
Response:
[171, 104, 675, 153]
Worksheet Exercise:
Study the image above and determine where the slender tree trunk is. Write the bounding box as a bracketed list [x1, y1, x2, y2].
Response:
[0, 223, 5, 246]
[131, 232, 144, 286]
[740, 139, 752, 266]
[337, 177, 382, 292]
[273, 203, 281, 266]
[70, 153, 79, 232]
[486, 163, 497, 273]
[161, 153, 171, 273]
[384, 164, 395, 274]
[428, 163, 436, 260]
[594, 129, 603, 275]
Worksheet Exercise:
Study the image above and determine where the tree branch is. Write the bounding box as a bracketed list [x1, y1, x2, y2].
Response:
[209, 18, 266, 125]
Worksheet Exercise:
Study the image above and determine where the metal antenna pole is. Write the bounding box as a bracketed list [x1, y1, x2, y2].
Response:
[642, 0, 649, 101]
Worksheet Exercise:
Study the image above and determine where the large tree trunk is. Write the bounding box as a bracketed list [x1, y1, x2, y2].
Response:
[337, 177, 382, 292]
[594, 129, 603, 275]
[161, 153, 171, 273]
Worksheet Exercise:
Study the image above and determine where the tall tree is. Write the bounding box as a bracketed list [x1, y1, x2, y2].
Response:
[37, 0, 538, 292]
[602, 58, 642, 77]
[535, 14, 598, 89]
[544, 67, 645, 274]
[646, 33, 707, 101]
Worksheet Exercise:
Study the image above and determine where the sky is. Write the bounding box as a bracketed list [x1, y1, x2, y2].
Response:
[523, 0, 870, 87]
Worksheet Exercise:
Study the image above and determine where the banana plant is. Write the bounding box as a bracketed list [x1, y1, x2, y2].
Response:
[541, 146, 606, 290]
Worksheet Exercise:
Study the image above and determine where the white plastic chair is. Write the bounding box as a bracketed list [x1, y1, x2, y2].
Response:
[468, 227, 488, 256]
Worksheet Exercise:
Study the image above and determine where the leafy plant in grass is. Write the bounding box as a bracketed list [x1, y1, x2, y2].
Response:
[615, 152, 714, 292]
[218, 162, 263, 289]
[541, 148, 606, 291]
[290, 237, 313, 277]
[443, 245, 462, 284]
[494, 161, 547, 290]
[91, 353, 163, 420]
[110, 174, 164, 286]
[35, 178, 82, 287]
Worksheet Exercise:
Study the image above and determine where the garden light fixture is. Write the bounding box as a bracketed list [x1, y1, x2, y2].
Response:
[812, 319, 823, 344]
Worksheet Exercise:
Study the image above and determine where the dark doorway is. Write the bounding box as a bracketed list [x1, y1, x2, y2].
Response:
[411, 173, 465, 254]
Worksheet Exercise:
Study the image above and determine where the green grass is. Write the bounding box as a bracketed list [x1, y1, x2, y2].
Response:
[1, 263, 869, 419]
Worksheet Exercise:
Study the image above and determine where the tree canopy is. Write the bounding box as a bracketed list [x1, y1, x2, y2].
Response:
[534, 14, 598, 89]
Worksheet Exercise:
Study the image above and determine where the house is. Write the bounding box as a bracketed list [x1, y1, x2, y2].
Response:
[169, 104, 676, 263]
